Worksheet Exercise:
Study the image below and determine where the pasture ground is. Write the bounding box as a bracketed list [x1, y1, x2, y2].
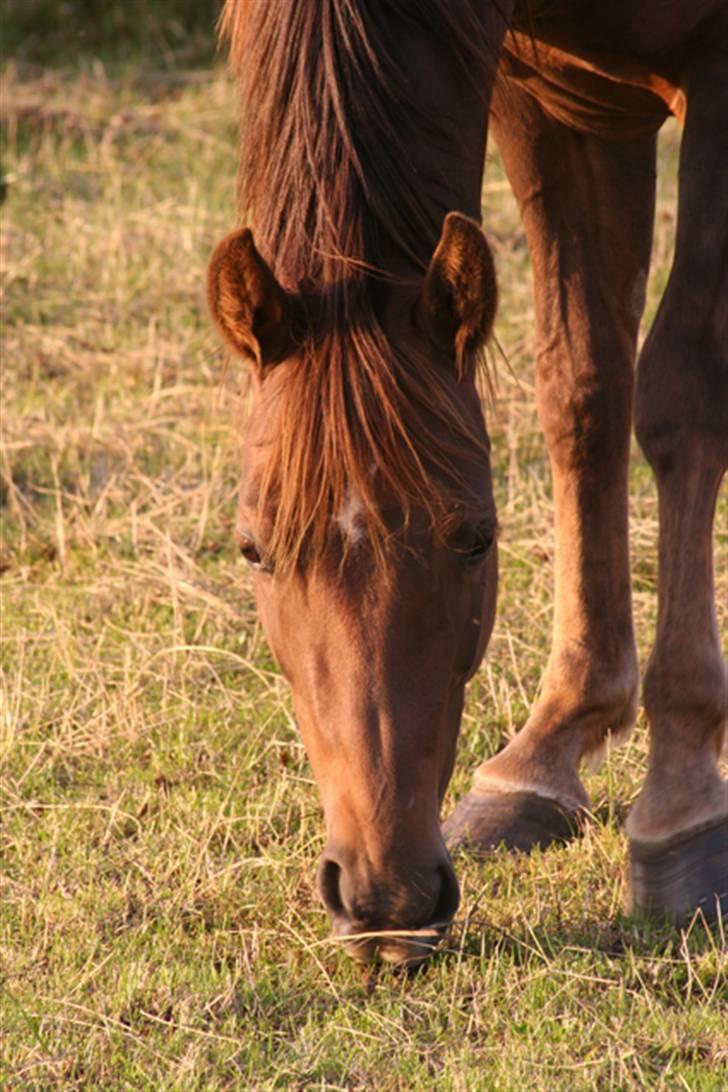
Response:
[2, 10, 727, 1090]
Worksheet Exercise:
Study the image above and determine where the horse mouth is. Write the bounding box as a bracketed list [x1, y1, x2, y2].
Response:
[334, 921, 451, 966]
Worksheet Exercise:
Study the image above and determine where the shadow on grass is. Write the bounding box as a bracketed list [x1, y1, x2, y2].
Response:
[439, 901, 726, 981]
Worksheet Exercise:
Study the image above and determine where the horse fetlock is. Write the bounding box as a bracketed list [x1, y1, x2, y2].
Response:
[505, 659, 639, 775]
[642, 649, 728, 745]
[471, 673, 640, 812]
[571, 665, 640, 769]
[543, 640, 639, 721]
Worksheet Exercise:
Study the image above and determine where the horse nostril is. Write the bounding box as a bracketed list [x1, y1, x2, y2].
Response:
[317, 854, 459, 938]
[317, 857, 345, 917]
[431, 863, 460, 927]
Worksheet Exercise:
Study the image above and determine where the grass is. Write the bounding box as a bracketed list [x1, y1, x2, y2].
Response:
[2, 14, 727, 1090]
[2, 0, 223, 69]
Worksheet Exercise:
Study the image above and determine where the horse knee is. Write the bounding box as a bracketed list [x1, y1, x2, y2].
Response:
[643, 648, 728, 751]
[536, 351, 634, 473]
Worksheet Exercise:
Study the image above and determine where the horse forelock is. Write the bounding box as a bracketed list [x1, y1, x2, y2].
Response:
[219, 0, 497, 571]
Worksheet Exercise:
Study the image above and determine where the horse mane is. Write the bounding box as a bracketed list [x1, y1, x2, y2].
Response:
[219, 0, 498, 570]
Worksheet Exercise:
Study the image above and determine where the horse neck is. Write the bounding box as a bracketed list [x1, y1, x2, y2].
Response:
[381, 23, 505, 279]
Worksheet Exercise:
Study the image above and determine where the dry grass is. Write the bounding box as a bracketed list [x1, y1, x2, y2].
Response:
[1, 42, 727, 1092]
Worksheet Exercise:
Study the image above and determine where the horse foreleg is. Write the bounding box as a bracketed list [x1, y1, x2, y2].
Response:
[445, 82, 656, 853]
[628, 51, 728, 924]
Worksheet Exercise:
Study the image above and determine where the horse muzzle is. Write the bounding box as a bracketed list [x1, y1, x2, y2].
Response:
[317, 854, 460, 965]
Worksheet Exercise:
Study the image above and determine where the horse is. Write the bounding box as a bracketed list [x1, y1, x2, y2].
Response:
[207, 0, 728, 965]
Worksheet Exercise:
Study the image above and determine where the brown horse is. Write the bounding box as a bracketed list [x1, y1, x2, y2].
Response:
[208, 0, 727, 964]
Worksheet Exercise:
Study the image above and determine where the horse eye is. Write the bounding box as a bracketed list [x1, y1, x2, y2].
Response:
[237, 532, 263, 568]
[460, 521, 496, 565]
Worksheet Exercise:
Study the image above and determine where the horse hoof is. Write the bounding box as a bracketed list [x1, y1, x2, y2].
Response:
[629, 817, 728, 925]
[443, 788, 584, 856]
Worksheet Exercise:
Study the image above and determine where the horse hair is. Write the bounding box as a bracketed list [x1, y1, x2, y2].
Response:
[219, 0, 500, 570]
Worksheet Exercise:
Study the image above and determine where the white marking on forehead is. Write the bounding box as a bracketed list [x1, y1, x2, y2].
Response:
[335, 487, 367, 544]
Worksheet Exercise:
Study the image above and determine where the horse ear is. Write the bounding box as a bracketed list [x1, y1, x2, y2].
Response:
[207, 228, 299, 366]
[421, 212, 497, 361]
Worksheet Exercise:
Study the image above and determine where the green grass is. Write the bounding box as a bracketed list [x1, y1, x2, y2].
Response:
[2, 0, 223, 69]
[2, 17, 727, 1091]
